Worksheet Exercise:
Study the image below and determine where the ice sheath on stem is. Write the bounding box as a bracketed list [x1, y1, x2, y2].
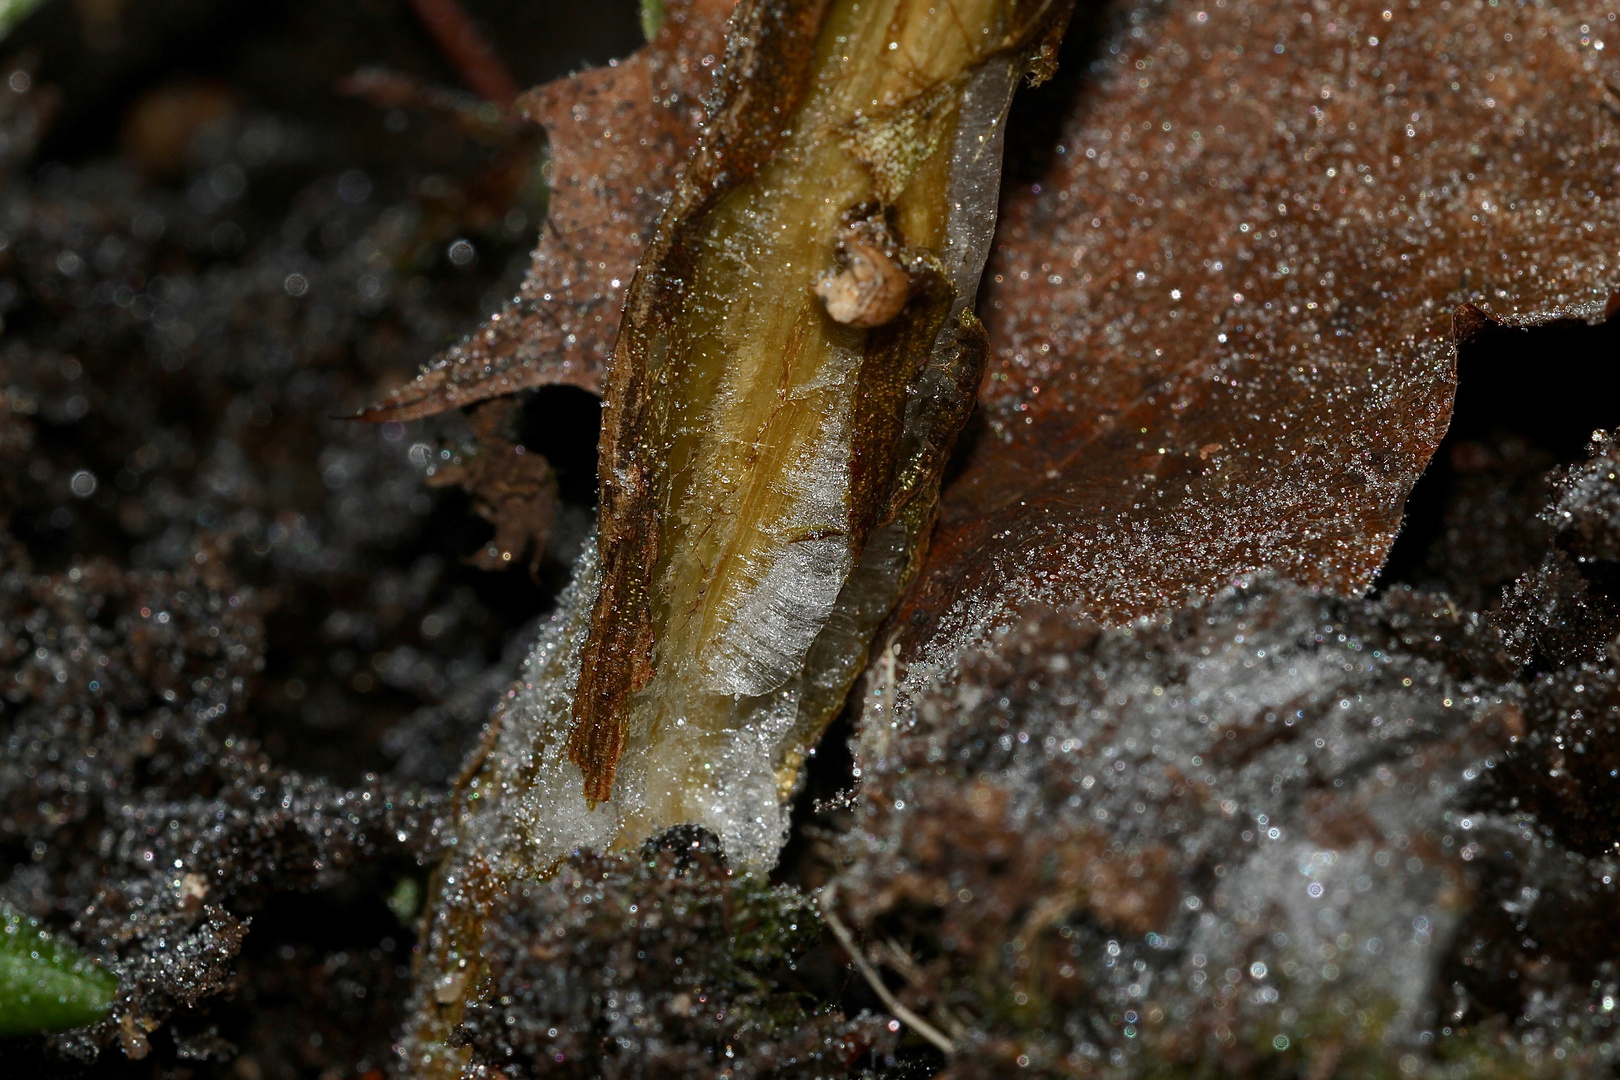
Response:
[401, 0, 1074, 1072]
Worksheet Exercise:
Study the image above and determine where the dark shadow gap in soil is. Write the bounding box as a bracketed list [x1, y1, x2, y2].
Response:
[20, 0, 644, 168]
[1000, 0, 1119, 190]
[513, 384, 603, 510]
[1376, 312, 1620, 598]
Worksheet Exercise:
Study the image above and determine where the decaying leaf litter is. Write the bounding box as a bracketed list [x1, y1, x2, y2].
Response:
[5, 0, 1620, 1077]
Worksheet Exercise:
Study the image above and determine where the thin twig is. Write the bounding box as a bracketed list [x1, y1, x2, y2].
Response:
[879, 940, 970, 1040]
[818, 886, 955, 1056]
[407, 0, 521, 106]
[879, 938, 969, 1040]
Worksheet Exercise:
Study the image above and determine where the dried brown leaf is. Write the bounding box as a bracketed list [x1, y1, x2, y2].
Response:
[356, 0, 732, 422]
[425, 399, 558, 573]
[895, 0, 1620, 662]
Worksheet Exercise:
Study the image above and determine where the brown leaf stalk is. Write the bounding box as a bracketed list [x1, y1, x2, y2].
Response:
[570, 0, 1072, 819]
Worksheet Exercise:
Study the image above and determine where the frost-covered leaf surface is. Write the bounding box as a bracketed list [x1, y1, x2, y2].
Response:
[897, 0, 1620, 663]
[358, 0, 731, 421]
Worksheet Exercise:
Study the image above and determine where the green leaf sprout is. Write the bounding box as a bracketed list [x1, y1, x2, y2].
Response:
[0, 903, 118, 1036]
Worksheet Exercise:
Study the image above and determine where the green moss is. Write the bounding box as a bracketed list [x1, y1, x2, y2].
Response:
[727, 877, 822, 971]
[0, 903, 118, 1036]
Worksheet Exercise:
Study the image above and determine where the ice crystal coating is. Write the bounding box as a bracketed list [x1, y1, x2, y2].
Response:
[424, 536, 824, 874]
[897, 0, 1620, 665]
[838, 577, 1620, 1077]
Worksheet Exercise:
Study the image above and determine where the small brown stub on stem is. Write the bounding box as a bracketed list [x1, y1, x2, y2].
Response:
[815, 224, 913, 328]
